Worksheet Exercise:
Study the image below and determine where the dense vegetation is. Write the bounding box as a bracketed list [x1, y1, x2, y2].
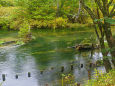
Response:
[0, 0, 96, 30]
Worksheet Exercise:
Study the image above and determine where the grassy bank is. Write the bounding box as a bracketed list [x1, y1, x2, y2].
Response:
[86, 69, 115, 86]
[61, 69, 115, 86]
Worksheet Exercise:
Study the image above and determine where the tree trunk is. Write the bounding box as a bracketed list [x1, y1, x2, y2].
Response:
[94, 23, 112, 72]
[56, 0, 60, 17]
[75, 0, 82, 19]
[103, 22, 115, 66]
[96, 7, 112, 72]
[100, 37, 112, 72]
[80, 0, 115, 68]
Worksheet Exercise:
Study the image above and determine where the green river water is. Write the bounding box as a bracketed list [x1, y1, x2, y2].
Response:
[0, 27, 107, 86]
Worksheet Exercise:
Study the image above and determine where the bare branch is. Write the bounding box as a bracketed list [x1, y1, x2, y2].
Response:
[94, 25, 100, 40]
[97, 7, 104, 38]
[94, 0, 104, 14]
[80, 0, 97, 20]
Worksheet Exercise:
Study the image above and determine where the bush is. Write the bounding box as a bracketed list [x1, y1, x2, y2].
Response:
[30, 17, 67, 29]
[86, 69, 115, 86]
[18, 21, 32, 42]
[0, 0, 14, 7]
[55, 17, 67, 28]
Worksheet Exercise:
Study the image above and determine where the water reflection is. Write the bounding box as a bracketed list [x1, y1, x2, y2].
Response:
[0, 28, 107, 86]
[0, 46, 38, 86]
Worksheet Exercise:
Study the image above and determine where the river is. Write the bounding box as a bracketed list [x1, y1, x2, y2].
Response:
[0, 27, 107, 86]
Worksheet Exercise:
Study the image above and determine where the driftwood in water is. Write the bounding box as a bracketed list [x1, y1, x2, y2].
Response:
[1, 41, 16, 45]
[69, 43, 100, 51]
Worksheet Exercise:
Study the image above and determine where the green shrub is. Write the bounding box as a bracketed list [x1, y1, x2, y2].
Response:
[86, 69, 115, 86]
[18, 21, 32, 42]
[55, 17, 67, 28]
[0, 40, 4, 45]
[30, 17, 67, 29]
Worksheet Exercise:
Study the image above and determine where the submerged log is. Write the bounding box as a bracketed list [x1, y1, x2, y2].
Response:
[1, 41, 16, 45]
[69, 43, 100, 51]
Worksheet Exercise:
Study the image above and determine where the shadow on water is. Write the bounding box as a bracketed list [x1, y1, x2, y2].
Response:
[0, 28, 111, 86]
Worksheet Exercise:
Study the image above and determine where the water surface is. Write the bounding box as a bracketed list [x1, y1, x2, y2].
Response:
[0, 28, 106, 86]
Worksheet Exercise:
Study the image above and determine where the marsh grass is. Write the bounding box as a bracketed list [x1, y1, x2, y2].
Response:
[86, 69, 115, 86]
[62, 69, 115, 86]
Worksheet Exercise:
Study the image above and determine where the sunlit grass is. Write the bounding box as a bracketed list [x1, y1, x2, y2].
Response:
[86, 69, 115, 86]
[62, 69, 115, 86]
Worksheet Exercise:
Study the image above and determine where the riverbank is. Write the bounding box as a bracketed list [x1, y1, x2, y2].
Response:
[0, 26, 115, 48]
[86, 69, 115, 86]
[62, 69, 115, 86]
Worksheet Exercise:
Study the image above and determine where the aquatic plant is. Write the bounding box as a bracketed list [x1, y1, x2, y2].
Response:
[61, 74, 77, 86]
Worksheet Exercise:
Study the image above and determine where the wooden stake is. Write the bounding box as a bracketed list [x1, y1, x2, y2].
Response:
[2, 74, 5, 81]
[51, 67, 54, 70]
[40, 70, 43, 74]
[46, 84, 48, 86]
[77, 83, 80, 86]
[81, 64, 83, 68]
[61, 66, 64, 72]
[89, 63, 92, 68]
[71, 64, 73, 70]
[28, 72, 31, 77]
[15, 74, 18, 79]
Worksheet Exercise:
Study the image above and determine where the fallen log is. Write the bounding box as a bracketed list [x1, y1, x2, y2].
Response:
[1, 41, 16, 45]
[68, 43, 100, 51]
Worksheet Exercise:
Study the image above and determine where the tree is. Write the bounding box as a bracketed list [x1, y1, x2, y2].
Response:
[80, 0, 115, 71]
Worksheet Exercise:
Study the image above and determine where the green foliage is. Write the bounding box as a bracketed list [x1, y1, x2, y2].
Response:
[30, 17, 67, 29]
[0, 40, 4, 45]
[0, 0, 14, 7]
[18, 21, 30, 38]
[105, 18, 115, 24]
[80, 36, 96, 44]
[55, 17, 67, 28]
[18, 21, 32, 42]
[0, 0, 91, 30]
[16, 40, 25, 45]
[86, 69, 115, 86]
[94, 18, 104, 22]
[0, 82, 3, 86]
[94, 15, 115, 25]
[61, 74, 77, 86]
